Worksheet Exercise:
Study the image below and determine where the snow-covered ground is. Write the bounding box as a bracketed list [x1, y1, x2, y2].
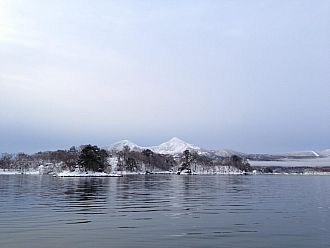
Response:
[249, 157, 330, 167]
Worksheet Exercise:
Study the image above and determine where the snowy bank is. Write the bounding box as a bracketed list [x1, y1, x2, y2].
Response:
[56, 171, 122, 177]
[0, 169, 40, 175]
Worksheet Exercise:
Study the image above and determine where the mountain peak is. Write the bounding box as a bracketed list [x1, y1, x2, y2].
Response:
[107, 140, 142, 151]
[106, 137, 202, 155]
[168, 137, 187, 144]
[151, 137, 201, 155]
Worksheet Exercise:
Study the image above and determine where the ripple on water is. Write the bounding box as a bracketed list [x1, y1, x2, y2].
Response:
[0, 175, 330, 248]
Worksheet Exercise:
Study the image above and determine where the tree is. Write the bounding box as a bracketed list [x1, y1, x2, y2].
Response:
[229, 155, 252, 172]
[122, 145, 131, 165]
[78, 145, 108, 172]
[183, 150, 191, 165]
[126, 157, 137, 171]
[16, 153, 31, 172]
[142, 149, 153, 170]
[0, 153, 13, 171]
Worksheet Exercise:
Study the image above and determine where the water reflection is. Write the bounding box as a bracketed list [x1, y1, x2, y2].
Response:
[0, 175, 330, 248]
[53, 178, 110, 220]
[63, 178, 108, 202]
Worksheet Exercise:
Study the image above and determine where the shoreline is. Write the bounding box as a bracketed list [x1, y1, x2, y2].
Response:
[1, 169, 330, 176]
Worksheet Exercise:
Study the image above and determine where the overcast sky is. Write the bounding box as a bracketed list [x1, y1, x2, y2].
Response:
[0, 0, 329, 154]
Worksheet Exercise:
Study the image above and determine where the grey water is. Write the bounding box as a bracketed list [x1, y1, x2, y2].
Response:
[0, 175, 329, 248]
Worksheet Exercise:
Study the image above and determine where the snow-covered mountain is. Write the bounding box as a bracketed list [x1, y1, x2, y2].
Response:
[106, 138, 330, 159]
[106, 140, 143, 152]
[106, 137, 203, 155]
[150, 137, 202, 155]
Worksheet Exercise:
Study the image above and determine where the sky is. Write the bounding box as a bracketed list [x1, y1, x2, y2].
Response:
[0, 0, 329, 154]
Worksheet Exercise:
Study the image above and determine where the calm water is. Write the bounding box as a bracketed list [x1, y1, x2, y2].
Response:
[0, 175, 329, 248]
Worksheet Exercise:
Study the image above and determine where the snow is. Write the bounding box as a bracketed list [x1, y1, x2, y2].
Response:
[150, 137, 200, 155]
[107, 140, 143, 152]
[214, 149, 243, 157]
[150, 137, 201, 155]
[282, 150, 321, 157]
[0, 169, 40, 175]
[0, 166, 118, 177]
[319, 149, 330, 157]
[108, 157, 119, 173]
[56, 171, 122, 177]
[106, 137, 203, 155]
[1, 167, 330, 176]
[311, 151, 320, 157]
[248, 157, 330, 167]
[189, 165, 245, 175]
[105, 138, 330, 160]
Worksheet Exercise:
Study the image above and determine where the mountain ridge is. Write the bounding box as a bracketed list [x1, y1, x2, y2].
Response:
[106, 137, 330, 159]
[106, 137, 203, 155]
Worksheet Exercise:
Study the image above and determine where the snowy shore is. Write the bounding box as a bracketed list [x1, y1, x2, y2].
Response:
[56, 171, 123, 177]
[1, 169, 330, 176]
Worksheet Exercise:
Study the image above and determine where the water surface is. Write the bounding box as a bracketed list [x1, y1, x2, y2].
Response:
[0, 175, 329, 248]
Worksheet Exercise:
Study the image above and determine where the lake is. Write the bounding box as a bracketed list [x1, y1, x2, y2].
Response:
[0, 175, 329, 248]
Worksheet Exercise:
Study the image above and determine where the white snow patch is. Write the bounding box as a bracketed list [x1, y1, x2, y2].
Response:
[311, 151, 320, 157]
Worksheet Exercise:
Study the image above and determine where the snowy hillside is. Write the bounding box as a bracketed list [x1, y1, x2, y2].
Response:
[281, 150, 320, 158]
[319, 149, 330, 157]
[214, 149, 244, 157]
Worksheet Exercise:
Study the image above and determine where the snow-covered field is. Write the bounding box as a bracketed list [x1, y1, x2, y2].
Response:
[249, 157, 330, 167]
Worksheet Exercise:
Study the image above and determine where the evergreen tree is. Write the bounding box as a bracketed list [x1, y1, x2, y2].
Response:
[78, 145, 108, 172]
